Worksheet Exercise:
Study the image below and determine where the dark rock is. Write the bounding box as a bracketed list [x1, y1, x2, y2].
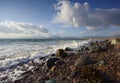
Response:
[65, 47, 73, 51]
[51, 54, 55, 57]
[56, 49, 68, 58]
[55, 60, 64, 66]
[45, 79, 56, 83]
[39, 57, 45, 60]
[43, 58, 60, 70]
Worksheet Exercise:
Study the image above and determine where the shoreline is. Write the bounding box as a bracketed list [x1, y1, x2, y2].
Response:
[1, 38, 120, 83]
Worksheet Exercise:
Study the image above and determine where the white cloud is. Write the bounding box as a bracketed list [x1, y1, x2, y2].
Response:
[80, 31, 88, 35]
[107, 30, 120, 37]
[53, 1, 120, 30]
[52, 29, 67, 37]
[0, 20, 52, 38]
[59, 29, 65, 35]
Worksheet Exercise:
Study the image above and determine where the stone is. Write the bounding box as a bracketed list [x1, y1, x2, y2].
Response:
[50, 66, 56, 72]
[51, 54, 56, 57]
[28, 60, 34, 66]
[43, 58, 60, 70]
[118, 53, 120, 56]
[75, 56, 92, 66]
[0, 75, 8, 81]
[89, 42, 101, 53]
[56, 49, 68, 58]
[98, 66, 109, 73]
[67, 71, 77, 79]
[65, 47, 73, 51]
[54, 60, 64, 66]
[45, 79, 56, 83]
[111, 38, 119, 44]
[46, 71, 52, 77]
[117, 72, 120, 76]
[97, 60, 105, 66]
[69, 65, 76, 71]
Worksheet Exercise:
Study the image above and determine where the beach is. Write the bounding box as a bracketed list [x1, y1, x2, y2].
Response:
[3, 38, 120, 83]
[0, 0, 120, 83]
[0, 38, 119, 83]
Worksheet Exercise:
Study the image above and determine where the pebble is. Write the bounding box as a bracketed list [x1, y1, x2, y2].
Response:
[50, 66, 56, 72]
[69, 65, 76, 71]
[97, 60, 105, 66]
[117, 72, 120, 76]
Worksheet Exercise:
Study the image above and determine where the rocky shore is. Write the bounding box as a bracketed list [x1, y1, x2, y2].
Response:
[3, 38, 120, 83]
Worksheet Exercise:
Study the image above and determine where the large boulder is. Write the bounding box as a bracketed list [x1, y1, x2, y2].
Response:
[56, 49, 68, 58]
[65, 47, 73, 51]
[43, 58, 60, 70]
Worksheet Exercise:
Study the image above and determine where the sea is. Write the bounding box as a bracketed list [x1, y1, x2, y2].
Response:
[0, 38, 91, 82]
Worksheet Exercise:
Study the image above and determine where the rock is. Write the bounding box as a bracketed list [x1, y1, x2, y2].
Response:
[117, 72, 120, 76]
[67, 71, 77, 79]
[65, 47, 73, 51]
[39, 57, 45, 60]
[97, 60, 105, 66]
[75, 56, 92, 66]
[46, 71, 52, 77]
[50, 66, 56, 72]
[69, 65, 76, 71]
[28, 60, 36, 66]
[0, 75, 8, 81]
[89, 42, 101, 53]
[54, 60, 64, 66]
[56, 49, 68, 58]
[51, 54, 56, 57]
[111, 38, 119, 44]
[98, 66, 108, 72]
[45, 79, 56, 83]
[118, 53, 120, 56]
[43, 58, 60, 70]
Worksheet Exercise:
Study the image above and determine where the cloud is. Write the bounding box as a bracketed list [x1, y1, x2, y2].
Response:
[53, 1, 120, 30]
[52, 29, 67, 37]
[107, 30, 120, 37]
[80, 31, 88, 35]
[0, 20, 52, 38]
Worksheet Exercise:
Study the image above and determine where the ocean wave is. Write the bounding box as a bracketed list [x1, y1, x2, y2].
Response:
[0, 39, 91, 81]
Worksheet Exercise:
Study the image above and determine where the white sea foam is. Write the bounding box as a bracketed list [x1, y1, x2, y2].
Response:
[0, 39, 91, 82]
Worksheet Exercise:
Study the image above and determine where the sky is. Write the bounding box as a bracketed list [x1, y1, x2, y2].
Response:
[0, 0, 120, 39]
